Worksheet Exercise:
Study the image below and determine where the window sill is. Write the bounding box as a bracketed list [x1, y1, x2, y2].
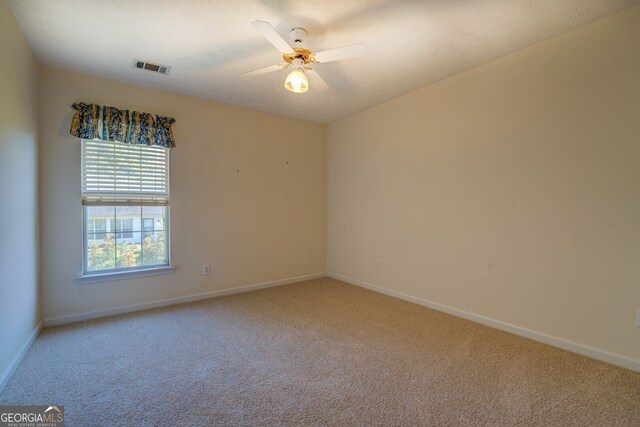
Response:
[76, 266, 176, 284]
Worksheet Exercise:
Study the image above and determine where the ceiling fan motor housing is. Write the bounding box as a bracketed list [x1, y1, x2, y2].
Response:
[283, 28, 314, 64]
[289, 28, 307, 45]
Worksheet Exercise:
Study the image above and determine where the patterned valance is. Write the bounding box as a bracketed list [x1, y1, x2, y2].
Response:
[70, 102, 176, 148]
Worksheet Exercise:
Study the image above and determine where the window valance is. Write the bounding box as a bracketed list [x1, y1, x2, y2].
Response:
[70, 102, 176, 148]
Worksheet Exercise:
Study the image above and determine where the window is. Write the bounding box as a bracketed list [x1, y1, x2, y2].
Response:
[82, 139, 170, 274]
[142, 218, 154, 232]
[116, 218, 134, 239]
[87, 218, 108, 240]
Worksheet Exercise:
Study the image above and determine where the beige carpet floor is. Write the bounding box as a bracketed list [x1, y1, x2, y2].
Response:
[1, 277, 639, 426]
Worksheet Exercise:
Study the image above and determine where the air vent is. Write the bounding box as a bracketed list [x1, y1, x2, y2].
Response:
[133, 59, 171, 75]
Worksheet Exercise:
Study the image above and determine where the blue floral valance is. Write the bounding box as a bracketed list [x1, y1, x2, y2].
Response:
[70, 102, 176, 148]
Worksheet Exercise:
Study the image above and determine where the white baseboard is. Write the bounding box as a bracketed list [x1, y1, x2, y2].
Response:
[43, 273, 326, 327]
[0, 322, 43, 393]
[328, 273, 640, 373]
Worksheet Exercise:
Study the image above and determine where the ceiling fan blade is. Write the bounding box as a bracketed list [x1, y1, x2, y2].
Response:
[312, 43, 368, 63]
[241, 63, 288, 76]
[306, 69, 329, 91]
[251, 21, 294, 54]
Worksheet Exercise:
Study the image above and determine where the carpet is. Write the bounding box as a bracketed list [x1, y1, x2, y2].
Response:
[1, 277, 639, 426]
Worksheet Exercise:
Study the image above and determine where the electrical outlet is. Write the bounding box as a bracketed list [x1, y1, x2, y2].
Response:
[203, 264, 211, 276]
[376, 259, 381, 271]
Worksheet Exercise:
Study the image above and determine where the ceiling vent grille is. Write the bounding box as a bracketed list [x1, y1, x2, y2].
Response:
[133, 59, 171, 75]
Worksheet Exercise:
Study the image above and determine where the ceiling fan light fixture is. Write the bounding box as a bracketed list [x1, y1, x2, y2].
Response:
[284, 68, 308, 93]
[245, 21, 368, 93]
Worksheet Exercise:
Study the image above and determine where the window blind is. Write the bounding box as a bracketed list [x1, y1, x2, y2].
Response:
[81, 139, 169, 206]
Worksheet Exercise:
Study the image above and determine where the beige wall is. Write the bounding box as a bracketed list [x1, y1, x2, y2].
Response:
[328, 6, 640, 362]
[0, 1, 40, 388]
[39, 67, 326, 321]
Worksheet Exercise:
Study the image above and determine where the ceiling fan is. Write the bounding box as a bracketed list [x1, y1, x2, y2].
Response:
[242, 21, 368, 94]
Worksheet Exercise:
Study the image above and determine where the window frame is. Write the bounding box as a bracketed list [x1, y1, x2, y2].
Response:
[80, 139, 172, 276]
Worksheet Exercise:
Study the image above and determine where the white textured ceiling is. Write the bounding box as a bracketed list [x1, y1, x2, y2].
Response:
[7, 0, 639, 123]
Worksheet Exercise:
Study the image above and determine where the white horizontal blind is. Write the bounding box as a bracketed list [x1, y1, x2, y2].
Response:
[81, 139, 169, 206]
